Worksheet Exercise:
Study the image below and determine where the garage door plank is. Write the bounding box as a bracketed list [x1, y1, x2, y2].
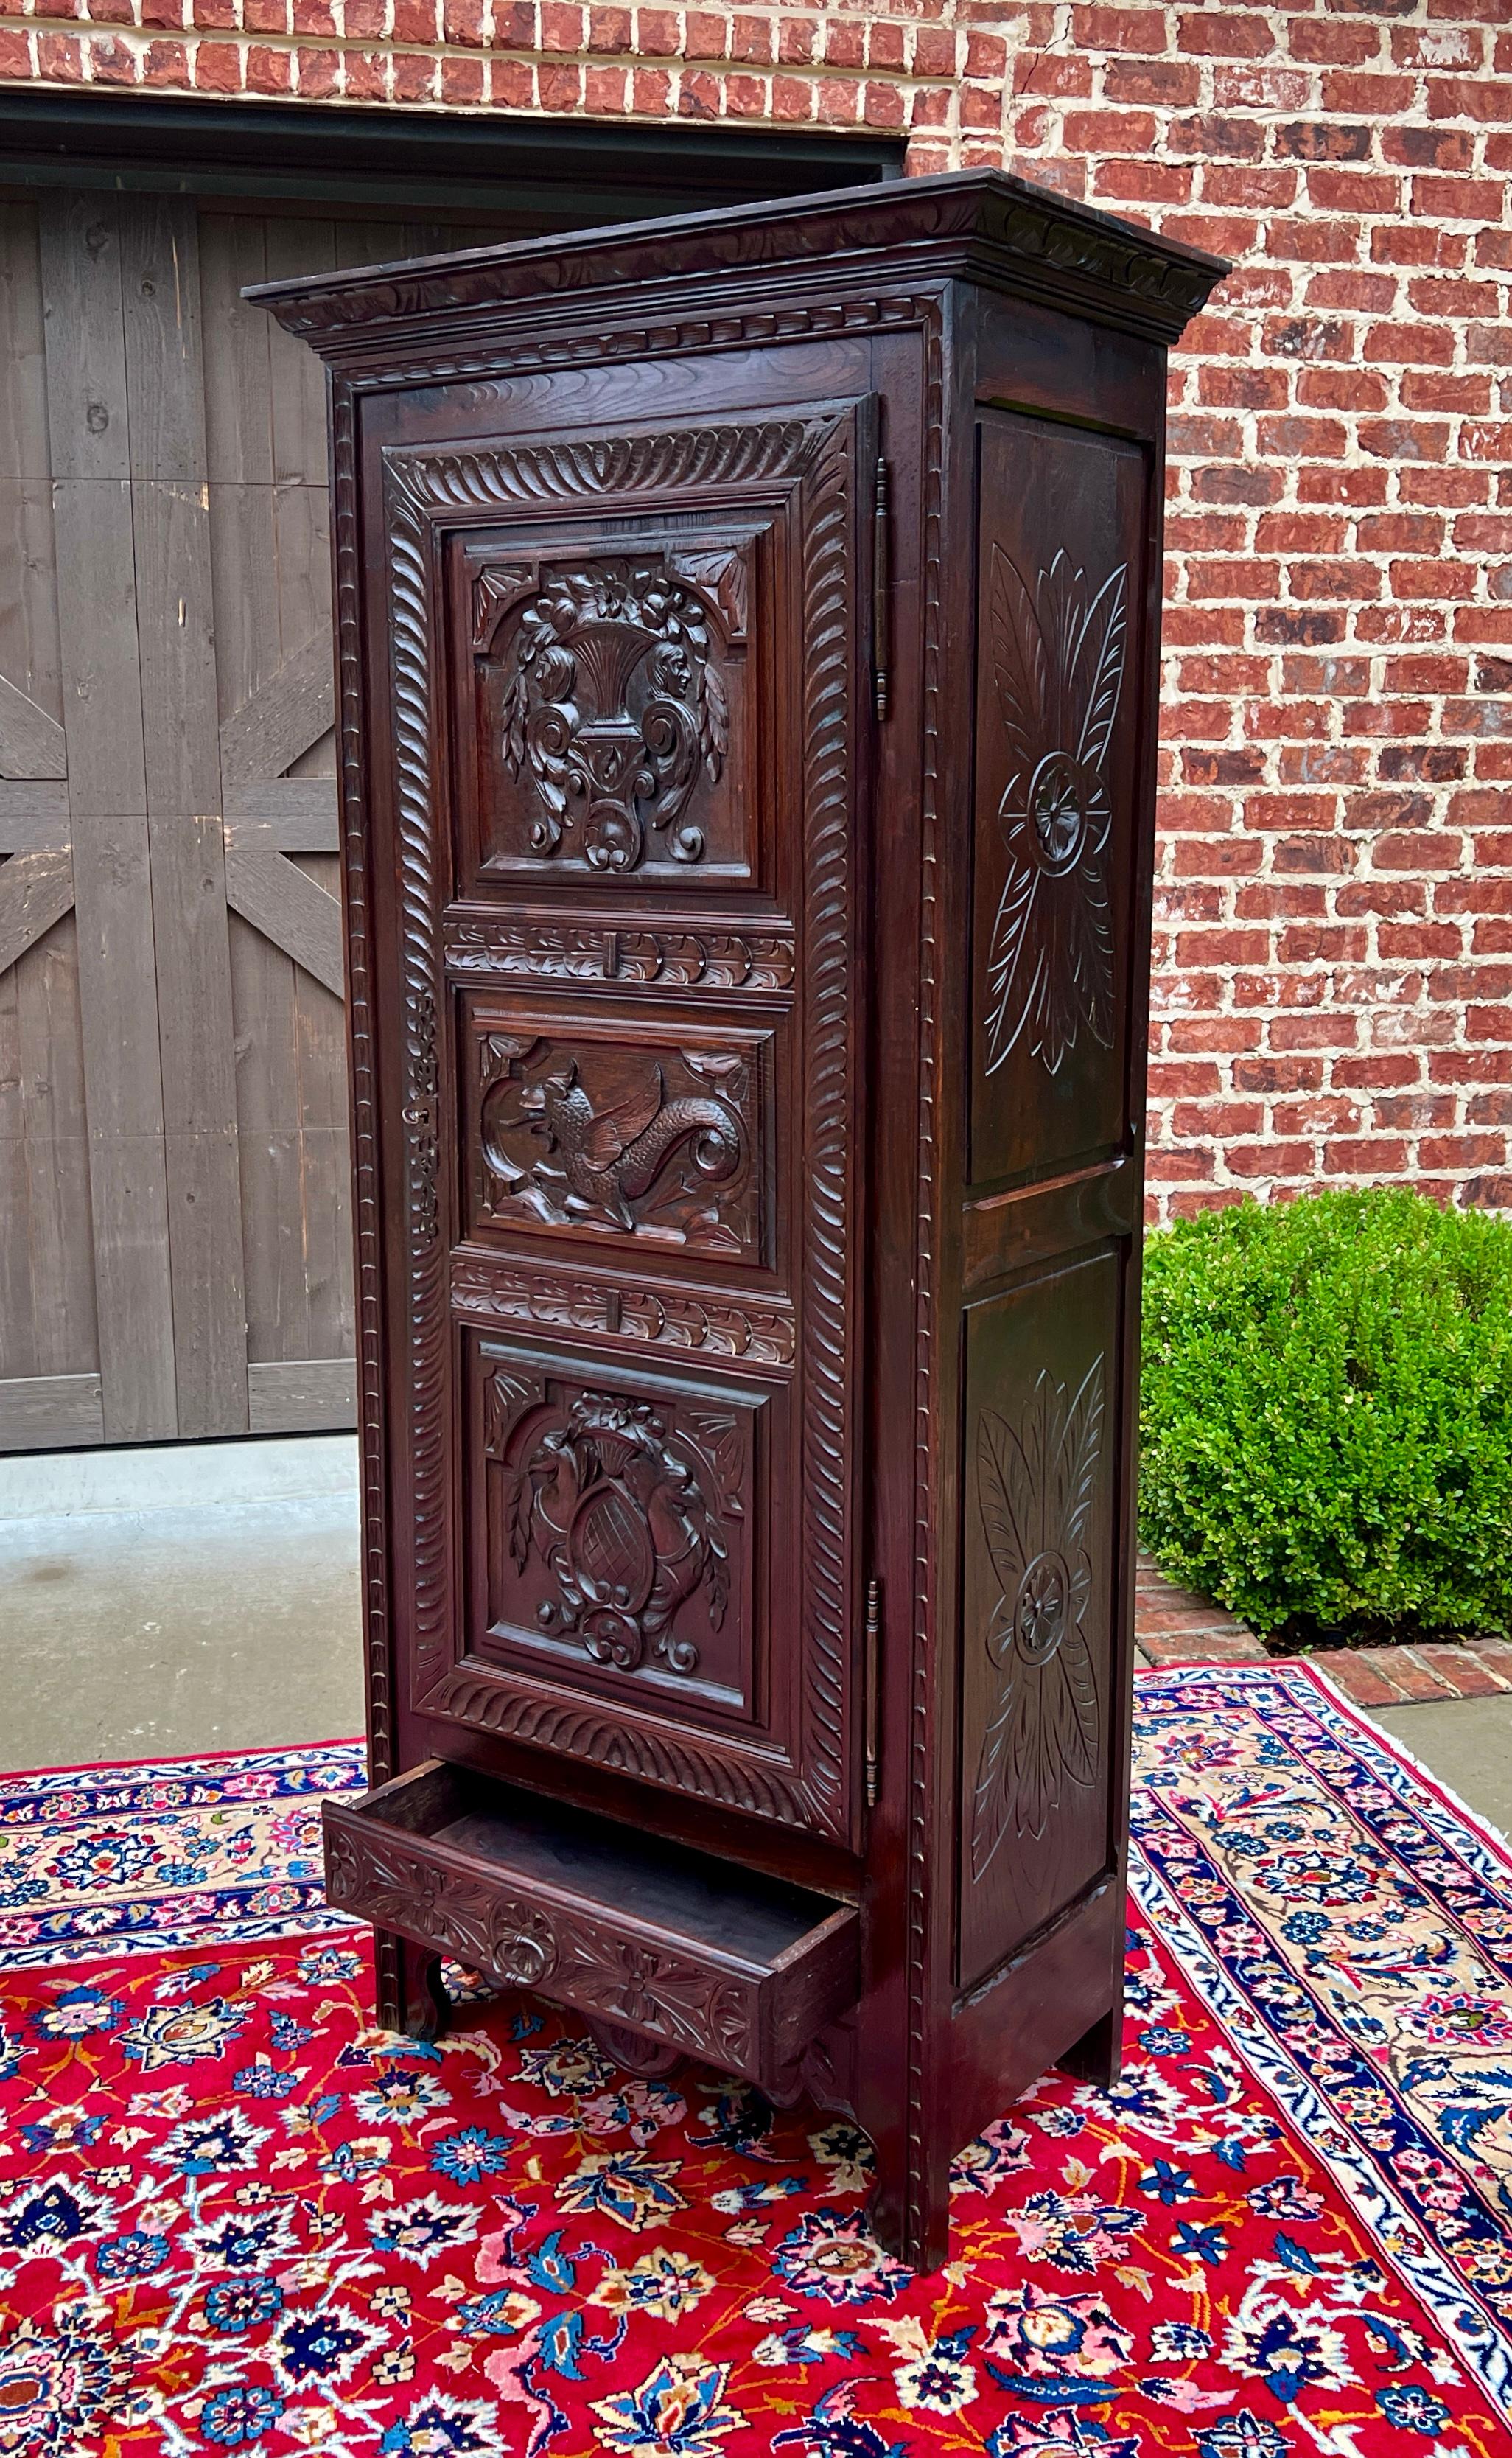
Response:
[41, 191, 177, 1445]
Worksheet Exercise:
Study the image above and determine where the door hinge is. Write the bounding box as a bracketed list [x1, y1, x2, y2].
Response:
[872, 455, 891, 723]
[864, 1574, 883, 1809]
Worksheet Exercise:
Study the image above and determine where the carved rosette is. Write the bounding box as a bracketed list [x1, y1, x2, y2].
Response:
[984, 545, 1127, 1078]
[971, 1356, 1105, 1879]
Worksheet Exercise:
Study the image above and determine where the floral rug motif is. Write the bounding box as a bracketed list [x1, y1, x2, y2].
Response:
[3, 1666, 1512, 2455]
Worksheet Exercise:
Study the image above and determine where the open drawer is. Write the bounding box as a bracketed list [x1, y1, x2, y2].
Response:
[323, 1761, 859, 2087]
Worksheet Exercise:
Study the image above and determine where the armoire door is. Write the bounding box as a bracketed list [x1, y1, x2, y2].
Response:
[366, 372, 878, 1846]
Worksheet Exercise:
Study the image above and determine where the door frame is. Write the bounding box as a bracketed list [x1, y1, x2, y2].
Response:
[0, 92, 904, 222]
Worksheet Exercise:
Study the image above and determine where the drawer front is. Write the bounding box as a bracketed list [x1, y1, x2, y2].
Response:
[323, 1766, 859, 2085]
[378, 384, 871, 1847]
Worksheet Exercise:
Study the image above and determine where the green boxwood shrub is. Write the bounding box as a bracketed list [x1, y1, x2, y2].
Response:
[1138, 1188, 1512, 1647]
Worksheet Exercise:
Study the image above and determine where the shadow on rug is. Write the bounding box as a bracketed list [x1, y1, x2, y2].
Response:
[1, 1664, 1510, 2454]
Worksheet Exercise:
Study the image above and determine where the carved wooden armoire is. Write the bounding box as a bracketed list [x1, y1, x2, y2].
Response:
[256, 171, 1223, 2270]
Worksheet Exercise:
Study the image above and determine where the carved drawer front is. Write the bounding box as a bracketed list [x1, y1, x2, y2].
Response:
[461, 992, 776, 1269]
[323, 1761, 860, 2088]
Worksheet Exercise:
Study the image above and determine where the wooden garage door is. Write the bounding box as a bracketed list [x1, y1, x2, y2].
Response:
[0, 191, 514, 1450]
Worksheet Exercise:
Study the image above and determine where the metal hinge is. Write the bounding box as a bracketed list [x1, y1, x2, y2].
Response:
[864, 1575, 883, 1809]
[872, 456, 891, 723]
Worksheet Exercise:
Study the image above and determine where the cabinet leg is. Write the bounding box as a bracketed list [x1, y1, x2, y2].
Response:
[374, 1928, 449, 2042]
[1058, 2001, 1122, 2089]
[867, 2138, 952, 2275]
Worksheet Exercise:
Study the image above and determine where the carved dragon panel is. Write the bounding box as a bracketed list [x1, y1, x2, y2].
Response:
[468, 1008, 766, 1263]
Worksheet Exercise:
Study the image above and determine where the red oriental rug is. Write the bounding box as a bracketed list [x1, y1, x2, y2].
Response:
[3, 1663, 1512, 2456]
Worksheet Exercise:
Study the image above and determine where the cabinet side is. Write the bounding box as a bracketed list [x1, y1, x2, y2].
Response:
[938, 282, 1172, 2137]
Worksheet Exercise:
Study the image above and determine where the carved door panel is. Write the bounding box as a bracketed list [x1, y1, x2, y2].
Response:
[385, 394, 870, 1847]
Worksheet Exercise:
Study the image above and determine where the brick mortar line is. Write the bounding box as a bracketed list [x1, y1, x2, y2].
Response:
[0, 26, 962, 80]
[13, 5, 1512, 109]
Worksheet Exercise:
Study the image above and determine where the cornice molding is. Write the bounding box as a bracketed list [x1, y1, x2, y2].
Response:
[249, 168, 1228, 356]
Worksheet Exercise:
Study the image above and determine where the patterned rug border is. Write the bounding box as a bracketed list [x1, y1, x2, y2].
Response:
[1133, 1655, 1512, 2430]
[0, 1739, 367, 1974]
[0, 1733, 367, 1790]
[1127, 1828, 1512, 2420]
[1138, 1654, 1512, 1880]
[6, 1672, 1512, 2444]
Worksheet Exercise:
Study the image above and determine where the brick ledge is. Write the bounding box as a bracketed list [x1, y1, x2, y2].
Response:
[1134, 1551, 1512, 1708]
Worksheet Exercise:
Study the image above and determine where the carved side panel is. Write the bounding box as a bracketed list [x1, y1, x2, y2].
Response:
[463, 998, 770, 1265]
[969, 409, 1149, 1188]
[956, 1248, 1119, 1996]
[469, 1334, 760, 1722]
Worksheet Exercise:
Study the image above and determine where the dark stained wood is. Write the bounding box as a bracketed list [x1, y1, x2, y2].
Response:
[325, 1759, 861, 2088]
[257, 168, 1224, 2273]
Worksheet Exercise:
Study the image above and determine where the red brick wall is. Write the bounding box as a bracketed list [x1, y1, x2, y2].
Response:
[6, 1, 1509, 1220]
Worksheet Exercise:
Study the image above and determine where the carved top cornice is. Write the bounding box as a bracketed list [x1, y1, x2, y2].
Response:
[248, 168, 1228, 360]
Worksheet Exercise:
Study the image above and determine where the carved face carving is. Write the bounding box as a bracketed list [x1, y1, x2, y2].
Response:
[494, 562, 728, 873]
